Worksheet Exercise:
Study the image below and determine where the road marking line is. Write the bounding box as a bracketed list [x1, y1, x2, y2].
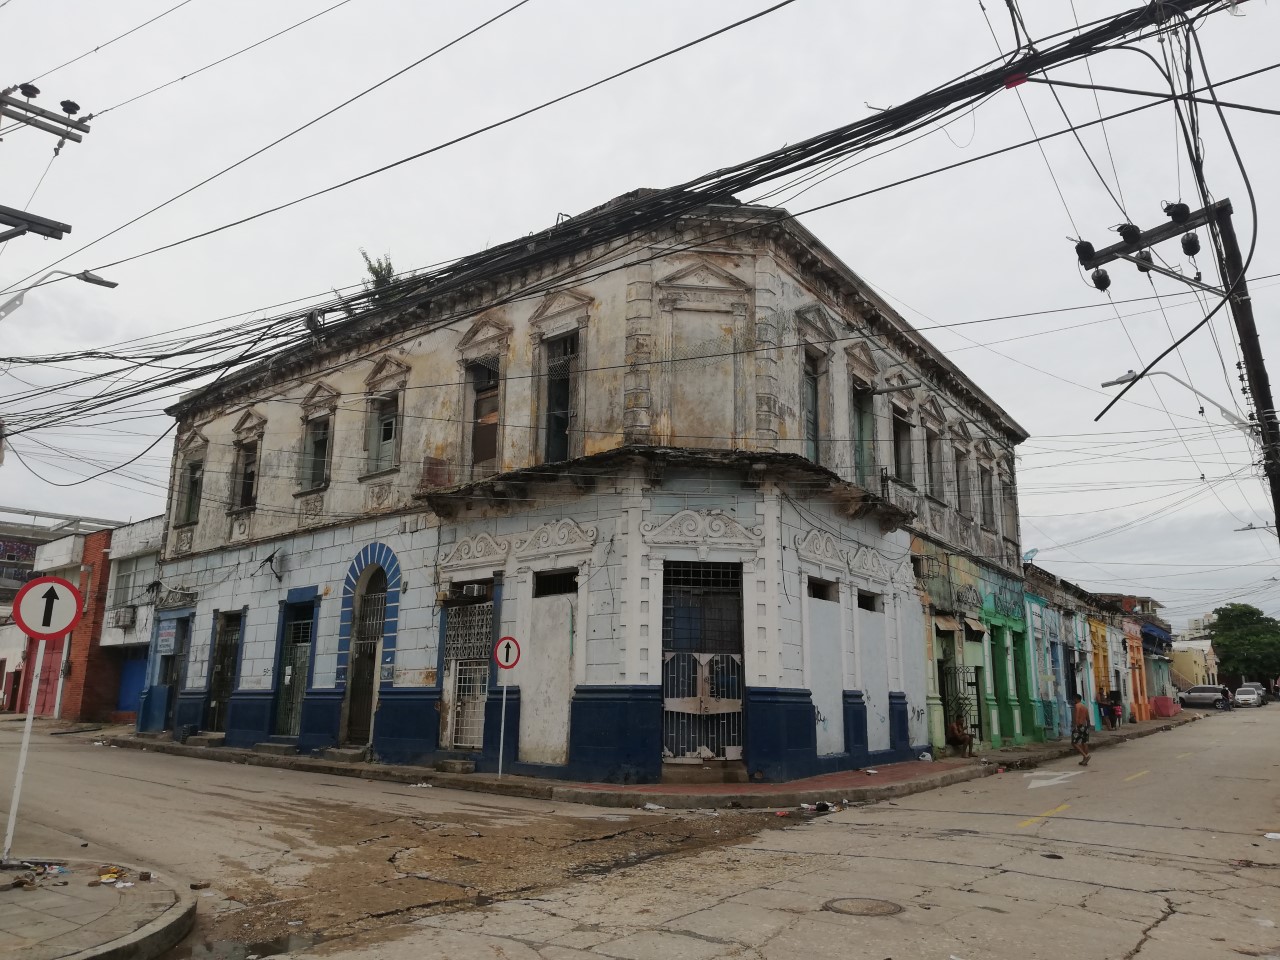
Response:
[1124, 770, 1150, 782]
[1176, 752, 1193, 759]
[1018, 803, 1070, 828]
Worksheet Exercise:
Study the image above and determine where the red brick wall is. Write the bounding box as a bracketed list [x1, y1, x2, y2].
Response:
[58, 529, 119, 722]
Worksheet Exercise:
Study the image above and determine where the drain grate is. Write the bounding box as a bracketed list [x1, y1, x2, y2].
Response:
[822, 898, 904, 916]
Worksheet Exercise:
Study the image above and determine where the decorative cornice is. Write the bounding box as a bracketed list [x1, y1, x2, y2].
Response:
[794, 529, 845, 567]
[440, 531, 510, 570]
[640, 509, 763, 550]
[514, 518, 598, 558]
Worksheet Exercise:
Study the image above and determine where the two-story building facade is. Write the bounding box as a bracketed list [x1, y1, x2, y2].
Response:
[141, 192, 1027, 782]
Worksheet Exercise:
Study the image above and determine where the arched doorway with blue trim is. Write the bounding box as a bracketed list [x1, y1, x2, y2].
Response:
[339, 542, 401, 747]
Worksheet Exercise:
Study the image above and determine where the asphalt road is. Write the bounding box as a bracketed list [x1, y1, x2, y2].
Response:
[1, 708, 1277, 959]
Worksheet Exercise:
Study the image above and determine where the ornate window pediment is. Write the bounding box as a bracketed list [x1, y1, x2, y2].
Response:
[641, 509, 763, 549]
[656, 257, 751, 293]
[845, 340, 879, 387]
[795, 303, 839, 348]
[456, 315, 512, 360]
[885, 373, 916, 410]
[529, 289, 592, 342]
[365, 356, 409, 393]
[920, 396, 946, 425]
[177, 428, 208, 455]
[514, 518, 598, 559]
[301, 381, 340, 415]
[950, 419, 973, 443]
[232, 409, 267, 440]
[440, 531, 510, 571]
[975, 437, 997, 460]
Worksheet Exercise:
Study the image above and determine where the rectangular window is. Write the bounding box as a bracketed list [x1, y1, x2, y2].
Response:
[180, 460, 203, 524]
[366, 394, 399, 473]
[544, 333, 578, 463]
[470, 362, 500, 478]
[802, 354, 821, 463]
[955, 450, 972, 516]
[302, 415, 331, 490]
[979, 466, 995, 527]
[924, 428, 943, 499]
[851, 389, 875, 487]
[112, 554, 157, 607]
[892, 410, 913, 483]
[857, 590, 882, 613]
[533, 569, 578, 597]
[234, 441, 258, 509]
[1001, 473, 1018, 537]
[808, 577, 837, 601]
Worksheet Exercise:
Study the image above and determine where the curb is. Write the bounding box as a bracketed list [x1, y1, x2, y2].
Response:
[106, 713, 1199, 811]
[23, 860, 196, 960]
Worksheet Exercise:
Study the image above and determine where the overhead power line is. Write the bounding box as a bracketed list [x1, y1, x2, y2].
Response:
[21, 0, 199, 84]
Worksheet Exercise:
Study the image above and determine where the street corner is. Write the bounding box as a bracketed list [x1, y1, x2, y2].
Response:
[0, 858, 195, 960]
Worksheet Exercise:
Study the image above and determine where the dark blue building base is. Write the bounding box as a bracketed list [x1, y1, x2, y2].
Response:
[298, 690, 344, 753]
[372, 688, 442, 764]
[138, 685, 171, 733]
[173, 692, 207, 740]
[224, 691, 274, 748]
[566, 685, 662, 783]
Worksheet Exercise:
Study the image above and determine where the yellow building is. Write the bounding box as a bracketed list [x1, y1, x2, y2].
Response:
[1171, 645, 1218, 687]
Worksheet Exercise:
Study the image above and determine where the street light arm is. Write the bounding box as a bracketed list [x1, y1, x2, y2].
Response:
[0, 269, 117, 322]
[1146, 371, 1251, 429]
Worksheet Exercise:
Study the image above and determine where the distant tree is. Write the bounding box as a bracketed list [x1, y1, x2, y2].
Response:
[360, 248, 396, 304]
[1208, 603, 1280, 682]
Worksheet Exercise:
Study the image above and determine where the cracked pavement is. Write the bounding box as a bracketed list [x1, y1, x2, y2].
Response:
[297, 709, 1279, 960]
[1, 708, 1276, 959]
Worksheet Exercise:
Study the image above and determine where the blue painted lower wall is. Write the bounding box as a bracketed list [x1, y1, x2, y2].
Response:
[173, 692, 206, 740]
[743, 687, 817, 781]
[843, 690, 870, 767]
[225, 691, 275, 748]
[298, 690, 344, 753]
[567, 685, 662, 784]
[138, 685, 170, 733]
[372, 688, 442, 764]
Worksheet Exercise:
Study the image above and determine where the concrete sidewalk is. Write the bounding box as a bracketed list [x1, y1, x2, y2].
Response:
[103, 710, 1204, 810]
[0, 859, 194, 960]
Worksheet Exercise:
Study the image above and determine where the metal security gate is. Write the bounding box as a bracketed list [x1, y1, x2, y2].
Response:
[206, 613, 241, 733]
[444, 602, 493, 750]
[274, 612, 312, 737]
[939, 662, 982, 742]
[661, 562, 744, 763]
[346, 586, 386, 745]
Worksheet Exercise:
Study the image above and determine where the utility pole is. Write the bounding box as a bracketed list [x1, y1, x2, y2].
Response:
[0, 83, 90, 244]
[1080, 199, 1280, 543]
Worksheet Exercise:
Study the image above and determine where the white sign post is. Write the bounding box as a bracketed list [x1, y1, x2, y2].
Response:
[493, 636, 521, 779]
[5, 576, 83, 864]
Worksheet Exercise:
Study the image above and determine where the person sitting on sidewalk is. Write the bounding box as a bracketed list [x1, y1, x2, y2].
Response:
[945, 716, 975, 758]
[1072, 694, 1091, 766]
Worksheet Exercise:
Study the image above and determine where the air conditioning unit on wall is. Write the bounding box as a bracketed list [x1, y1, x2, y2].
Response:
[107, 606, 136, 629]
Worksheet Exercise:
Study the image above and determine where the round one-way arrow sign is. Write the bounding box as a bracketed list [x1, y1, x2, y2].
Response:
[12, 575, 84, 640]
[494, 636, 521, 670]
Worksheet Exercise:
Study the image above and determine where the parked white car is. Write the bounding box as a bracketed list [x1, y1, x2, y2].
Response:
[1234, 687, 1262, 707]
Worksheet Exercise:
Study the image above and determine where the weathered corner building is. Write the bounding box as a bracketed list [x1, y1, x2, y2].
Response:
[141, 192, 1027, 782]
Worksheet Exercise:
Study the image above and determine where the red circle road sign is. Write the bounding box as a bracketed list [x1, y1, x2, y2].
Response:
[494, 636, 521, 669]
[12, 575, 84, 640]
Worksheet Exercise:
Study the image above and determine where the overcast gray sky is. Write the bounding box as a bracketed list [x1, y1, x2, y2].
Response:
[2, 0, 1278, 629]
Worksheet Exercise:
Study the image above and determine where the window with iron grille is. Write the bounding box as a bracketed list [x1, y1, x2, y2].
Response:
[850, 387, 875, 487]
[662, 562, 743, 655]
[533, 569, 577, 597]
[979, 465, 996, 528]
[544, 333, 578, 463]
[954, 449, 972, 515]
[924, 427, 943, 499]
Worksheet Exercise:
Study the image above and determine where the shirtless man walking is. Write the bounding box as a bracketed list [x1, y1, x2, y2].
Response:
[1071, 694, 1091, 766]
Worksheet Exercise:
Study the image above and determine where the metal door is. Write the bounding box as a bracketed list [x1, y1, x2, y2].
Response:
[346, 588, 385, 745]
[443, 602, 492, 750]
[940, 662, 982, 742]
[274, 612, 312, 737]
[206, 614, 240, 733]
[661, 562, 744, 763]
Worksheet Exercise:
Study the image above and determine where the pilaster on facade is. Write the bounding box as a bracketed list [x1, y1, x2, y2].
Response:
[623, 262, 654, 443]
[752, 255, 783, 449]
